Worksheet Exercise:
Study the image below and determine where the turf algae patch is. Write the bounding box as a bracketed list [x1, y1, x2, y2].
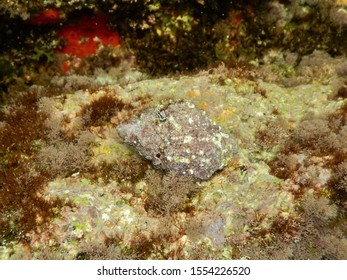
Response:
[0, 89, 64, 246]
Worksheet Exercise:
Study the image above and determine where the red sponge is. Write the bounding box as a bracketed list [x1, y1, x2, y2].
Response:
[58, 14, 121, 59]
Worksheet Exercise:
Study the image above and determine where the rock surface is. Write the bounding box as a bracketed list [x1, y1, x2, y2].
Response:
[117, 100, 237, 180]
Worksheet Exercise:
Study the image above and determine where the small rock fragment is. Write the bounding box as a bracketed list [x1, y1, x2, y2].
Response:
[117, 100, 237, 180]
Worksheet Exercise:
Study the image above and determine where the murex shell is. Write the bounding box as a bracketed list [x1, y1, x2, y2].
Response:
[116, 100, 237, 180]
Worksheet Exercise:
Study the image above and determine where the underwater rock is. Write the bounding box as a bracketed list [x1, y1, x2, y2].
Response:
[117, 100, 237, 180]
